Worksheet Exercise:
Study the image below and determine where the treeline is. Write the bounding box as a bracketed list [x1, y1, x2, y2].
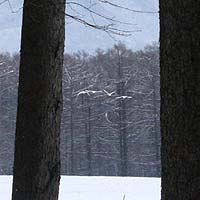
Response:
[0, 42, 160, 177]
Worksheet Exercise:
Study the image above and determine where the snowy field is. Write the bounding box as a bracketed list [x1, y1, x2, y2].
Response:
[0, 176, 161, 200]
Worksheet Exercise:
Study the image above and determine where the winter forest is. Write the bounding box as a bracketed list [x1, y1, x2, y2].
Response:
[0, 42, 160, 177]
[1, 0, 200, 199]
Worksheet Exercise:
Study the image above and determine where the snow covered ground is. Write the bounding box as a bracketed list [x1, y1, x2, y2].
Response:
[0, 176, 160, 200]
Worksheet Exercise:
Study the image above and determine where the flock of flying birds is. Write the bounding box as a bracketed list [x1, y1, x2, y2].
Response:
[77, 89, 133, 100]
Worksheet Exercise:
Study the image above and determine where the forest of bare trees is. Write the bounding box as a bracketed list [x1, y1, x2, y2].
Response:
[0, 42, 160, 177]
[1, 0, 200, 199]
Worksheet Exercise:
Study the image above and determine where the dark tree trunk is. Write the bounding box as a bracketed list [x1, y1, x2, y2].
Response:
[151, 71, 160, 176]
[84, 95, 92, 176]
[160, 1, 200, 199]
[81, 93, 92, 175]
[12, 0, 65, 199]
[118, 84, 128, 177]
[87, 102, 92, 176]
[116, 49, 127, 176]
[120, 95, 128, 177]
[70, 86, 75, 175]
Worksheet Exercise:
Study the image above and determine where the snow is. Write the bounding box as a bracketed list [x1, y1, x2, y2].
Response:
[0, 176, 161, 200]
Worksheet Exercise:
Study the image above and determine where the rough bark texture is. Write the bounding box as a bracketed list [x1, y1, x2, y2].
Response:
[12, 0, 65, 199]
[160, 1, 200, 199]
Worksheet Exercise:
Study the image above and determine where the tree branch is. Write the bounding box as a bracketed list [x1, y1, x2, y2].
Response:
[98, 0, 158, 14]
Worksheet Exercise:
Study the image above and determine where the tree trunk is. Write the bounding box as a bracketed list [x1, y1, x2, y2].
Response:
[12, 0, 65, 199]
[87, 102, 92, 176]
[84, 95, 92, 176]
[70, 86, 75, 175]
[116, 49, 127, 176]
[160, 1, 200, 199]
[120, 96, 128, 176]
[151, 70, 160, 176]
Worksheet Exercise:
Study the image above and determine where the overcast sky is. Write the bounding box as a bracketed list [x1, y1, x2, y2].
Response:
[0, 0, 159, 54]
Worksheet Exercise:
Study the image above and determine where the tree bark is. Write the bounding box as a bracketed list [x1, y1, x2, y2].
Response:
[12, 0, 65, 199]
[160, 1, 200, 199]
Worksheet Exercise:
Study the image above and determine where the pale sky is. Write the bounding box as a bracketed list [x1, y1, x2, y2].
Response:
[0, 0, 159, 54]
